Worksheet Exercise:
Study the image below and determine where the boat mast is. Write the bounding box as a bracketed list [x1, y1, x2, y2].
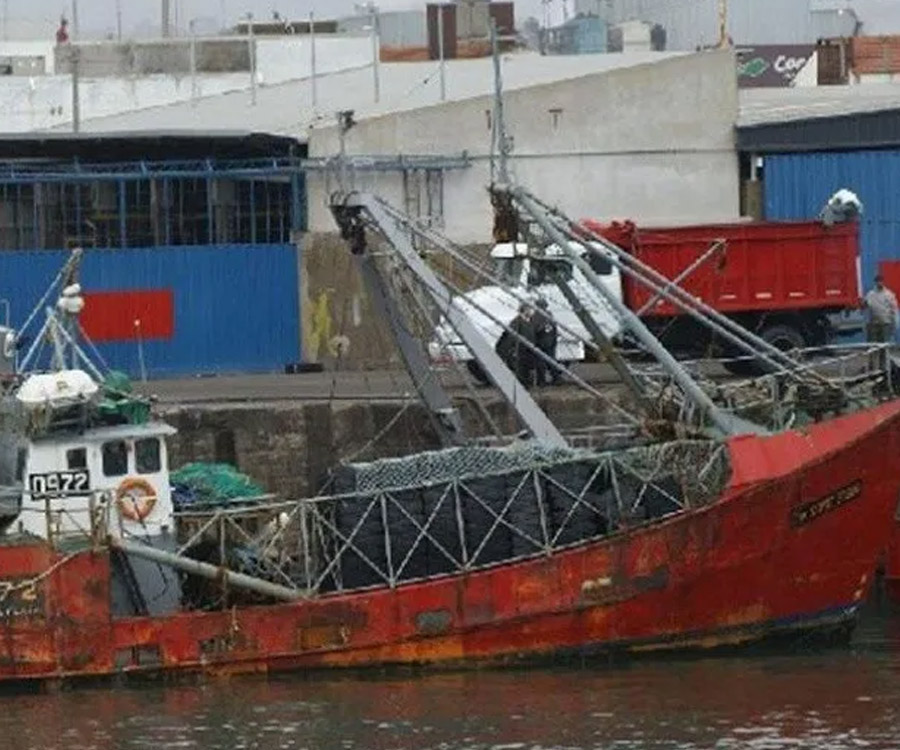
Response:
[490, 18, 511, 187]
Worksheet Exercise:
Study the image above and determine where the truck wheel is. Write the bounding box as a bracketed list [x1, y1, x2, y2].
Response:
[760, 323, 806, 353]
[466, 360, 490, 386]
[723, 324, 806, 377]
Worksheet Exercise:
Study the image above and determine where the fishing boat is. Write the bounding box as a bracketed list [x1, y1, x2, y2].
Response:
[0, 30, 899, 684]
[0, 171, 897, 684]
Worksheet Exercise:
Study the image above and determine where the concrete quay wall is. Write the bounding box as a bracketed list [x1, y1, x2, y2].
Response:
[161, 388, 629, 499]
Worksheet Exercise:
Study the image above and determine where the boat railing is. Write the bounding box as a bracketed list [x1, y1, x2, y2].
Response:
[19, 489, 114, 551]
[633, 342, 896, 432]
[169, 440, 730, 602]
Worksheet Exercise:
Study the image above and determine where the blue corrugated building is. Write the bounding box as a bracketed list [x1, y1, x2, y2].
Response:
[0, 132, 306, 378]
[762, 150, 900, 289]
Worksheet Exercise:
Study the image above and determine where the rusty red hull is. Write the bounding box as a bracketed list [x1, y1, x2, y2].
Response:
[3, 401, 900, 683]
[884, 522, 900, 603]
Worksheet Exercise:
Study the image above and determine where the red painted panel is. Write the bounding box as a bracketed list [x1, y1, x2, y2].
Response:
[878, 261, 900, 299]
[81, 290, 174, 342]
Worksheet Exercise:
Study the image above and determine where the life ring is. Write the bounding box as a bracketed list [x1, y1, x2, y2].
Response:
[116, 478, 158, 522]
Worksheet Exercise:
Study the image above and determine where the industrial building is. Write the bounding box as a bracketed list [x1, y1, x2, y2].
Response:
[306, 49, 739, 242]
[591, 0, 860, 50]
[4, 46, 739, 373]
[0, 132, 304, 377]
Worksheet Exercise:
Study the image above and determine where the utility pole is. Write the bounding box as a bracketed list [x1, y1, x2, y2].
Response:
[717, 0, 729, 48]
[437, 3, 446, 101]
[247, 12, 257, 105]
[162, 0, 171, 37]
[116, 0, 122, 40]
[370, 8, 380, 103]
[71, 47, 81, 133]
[310, 11, 318, 110]
[189, 19, 198, 104]
[72, 0, 79, 40]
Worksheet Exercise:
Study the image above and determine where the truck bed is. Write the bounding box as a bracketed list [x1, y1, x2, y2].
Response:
[586, 219, 860, 318]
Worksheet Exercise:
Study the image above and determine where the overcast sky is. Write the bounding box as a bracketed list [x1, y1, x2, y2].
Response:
[5, 0, 548, 39]
[4, 0, 900, 39]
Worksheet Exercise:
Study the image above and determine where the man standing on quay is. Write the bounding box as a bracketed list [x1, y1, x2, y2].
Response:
[864, 273, 898, 344]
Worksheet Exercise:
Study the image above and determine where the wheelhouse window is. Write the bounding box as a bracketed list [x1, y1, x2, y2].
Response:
[529, 258, 573, 286]
[135, 438, 161, 474]
[585, 250, 613, 276]
[102, 441, 128, 477]
[66, 448, 87, 470]
[15, 448, 26, 482]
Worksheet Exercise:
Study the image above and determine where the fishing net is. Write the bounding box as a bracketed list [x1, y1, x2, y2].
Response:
[332, 441, 596, 495]
[97, 370, 151, 425]
[171, 463, 265, 508]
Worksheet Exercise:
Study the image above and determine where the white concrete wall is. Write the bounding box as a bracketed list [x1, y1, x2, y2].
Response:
[0, 41, 57, 73]
[0, 36, 372, 133]
[307, 50, 740, 243]
[256, 37, 373, 84]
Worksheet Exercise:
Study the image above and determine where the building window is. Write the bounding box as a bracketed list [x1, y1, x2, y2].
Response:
[549, 108, 563, 131]
[135, 438, 161, 475]
[102, 441, 128, 477]
[0, 163, 301, 251]
[66, 448, 87, 470]
[15, 448, 26, 482]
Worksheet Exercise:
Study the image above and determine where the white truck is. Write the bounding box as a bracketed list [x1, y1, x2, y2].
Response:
[428, 241, 623, 381]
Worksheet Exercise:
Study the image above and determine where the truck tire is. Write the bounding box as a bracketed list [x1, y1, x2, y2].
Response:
[723, 323, 806, 377]
[759, 323, 806, 353]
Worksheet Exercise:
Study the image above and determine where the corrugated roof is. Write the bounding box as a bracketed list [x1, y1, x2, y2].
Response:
[738, 84, 900, 127]
[52, 51, 688, 140]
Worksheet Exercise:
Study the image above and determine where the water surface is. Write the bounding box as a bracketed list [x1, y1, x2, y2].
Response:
[3, 608, 900, 750]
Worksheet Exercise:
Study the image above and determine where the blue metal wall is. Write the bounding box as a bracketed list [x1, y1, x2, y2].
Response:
[764, 149, 900, 287]
[0, 245, 301, 378]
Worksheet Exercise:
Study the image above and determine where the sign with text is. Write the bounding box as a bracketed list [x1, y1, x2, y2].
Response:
[737, 45, 816, 88]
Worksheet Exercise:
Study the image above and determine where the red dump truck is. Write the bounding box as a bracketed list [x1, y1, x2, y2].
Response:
[585, 217, 863, 362]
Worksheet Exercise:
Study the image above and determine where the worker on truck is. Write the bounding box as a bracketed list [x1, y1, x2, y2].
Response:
[863, 274, 898, 344]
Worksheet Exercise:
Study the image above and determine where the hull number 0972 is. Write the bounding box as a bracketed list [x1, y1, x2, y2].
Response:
[28, 470, 90, 496]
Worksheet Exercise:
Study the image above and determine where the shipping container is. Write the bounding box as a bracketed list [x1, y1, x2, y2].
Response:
[763, 149, 900, 289]
[0, 244, 301, 378]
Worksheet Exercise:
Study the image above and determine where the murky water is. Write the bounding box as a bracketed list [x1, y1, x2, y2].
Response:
[3, 607, 900, 750]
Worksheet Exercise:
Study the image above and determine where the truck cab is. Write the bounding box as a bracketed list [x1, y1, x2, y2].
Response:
[429, 241, 623, 372]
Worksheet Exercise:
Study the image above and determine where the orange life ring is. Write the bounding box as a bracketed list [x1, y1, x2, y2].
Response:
[116, 478, 158, 522]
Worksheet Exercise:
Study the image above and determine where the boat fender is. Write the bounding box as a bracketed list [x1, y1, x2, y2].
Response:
[116, 478, 157, 522]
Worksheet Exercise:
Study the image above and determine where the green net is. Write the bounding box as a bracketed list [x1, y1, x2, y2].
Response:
[171, 462, 265, 506]
[97, 370, 150, 425]
[103, 370, 133, 396]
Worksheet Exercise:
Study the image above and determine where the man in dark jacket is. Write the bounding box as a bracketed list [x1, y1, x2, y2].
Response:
[496, 303, 537, 385]
[532, 297, 559, 386]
